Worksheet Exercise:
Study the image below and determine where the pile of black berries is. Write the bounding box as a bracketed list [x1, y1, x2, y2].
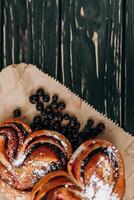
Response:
[29, 88, 105, 149]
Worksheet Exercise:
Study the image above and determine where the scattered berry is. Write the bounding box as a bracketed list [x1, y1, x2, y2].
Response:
[97, 123, 105, 131]
[42, 114, 48, 120]
[29, 88, 105, 150]
[46, 105, 52, 113]
[61, 126, 67, 135]
[48, 113, 54, 120]
[36, 101, 44, 111]
[51, 102, 58, 109]
[30, 123, 36, 130]
[52, 122, 60, 131]
[63, 113, 70, 120]
[70, 116, 77, 123]
[33, 116, 41, 124]
[55, 113, 63, 122]
[41, 109, 47, 116]
[42, 94, 50, 102]
[58, 102, 65, 110]
[36, 88, 44, 96]
[13, 109, 21, 117]
[29, 94, 38, 104]
[75, 122, 80, 130]
[87, 119, 94, 126]
[52, 94, 58, 101]
[42, 119, 50, 127]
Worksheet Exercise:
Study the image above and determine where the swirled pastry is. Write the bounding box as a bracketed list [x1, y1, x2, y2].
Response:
[31, 170, 82, 200]
[30, 139, 125, 200]
[0, 119, 72, 199]
[68, 139, 125, 200]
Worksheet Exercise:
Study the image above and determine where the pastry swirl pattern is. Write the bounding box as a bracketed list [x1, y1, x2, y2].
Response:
[0, 119, 72, 191]
[68, 139, 125, 199]
[31, 139, 125, 200]
[31, 170, 82, 200]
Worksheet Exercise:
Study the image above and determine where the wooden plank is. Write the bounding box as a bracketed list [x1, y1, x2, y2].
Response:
[2, 0, 60, 78]
[60, 0, 123, 125]
[125, 0, 134, 134]
[0, 0, 3, 68]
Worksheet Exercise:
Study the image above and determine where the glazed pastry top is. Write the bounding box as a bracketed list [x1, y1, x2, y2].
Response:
[0, 119, 72, 191]
[68, 139, 125, 200]
[31, 139, 125, 200]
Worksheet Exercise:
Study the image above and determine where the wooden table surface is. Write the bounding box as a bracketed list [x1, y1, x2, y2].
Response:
[0, 0, 133, 134]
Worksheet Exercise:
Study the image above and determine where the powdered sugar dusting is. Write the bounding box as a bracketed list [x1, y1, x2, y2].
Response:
[82, 174, 119, 200]
[13, 154, 26, 167]
[107, 146, 118, 160]
[32, 161, 51, 177]
[34, 169, 46, 177]
[97, 157, 111, 179]
[81, 146, 120, 200]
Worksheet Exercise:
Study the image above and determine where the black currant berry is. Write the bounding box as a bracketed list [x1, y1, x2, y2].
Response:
[55, 113, 63, 122]
[51, 102, 58, 110]
[13, 109, 21, 117]
[87, 119, 94, 126]
[63, 113, 70, 120]
[50, 163, 57, 171]
[75, 122, 80, 130]
[41, 109, 47, 116]
[90, 129, 99, 138]
[33, 116, 41, 124]
[42, 94, 50, 102]
[47, 113, 54, 120]
[58, 102, 66, 110]
[80, 131, 89, 140]
[36, 101, 44, 111]
[52, 122, 60, 131]
[29, 94, 38, 104]
[61, 126, 67, 135]
[36, 88, 44, 97]
[46, 105, 52, 113]
[30, 123, 37, 130]
[97, 123, 105, 131]
[35, 124, 43, 131]
[52, 94, 58, 101]
[42, 119, 50, 127]
[84, 125, 92, 131]
[70, 116, 77, 123]
[42, 114, 48, 120]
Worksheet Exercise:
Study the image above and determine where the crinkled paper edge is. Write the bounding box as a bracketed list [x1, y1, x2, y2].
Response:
[0, 63, 133, 200]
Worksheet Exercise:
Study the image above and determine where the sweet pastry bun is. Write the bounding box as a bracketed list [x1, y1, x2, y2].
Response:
[68, 139, 125, 200]
[30, 139, 125, 200]
[0, 119, 72, 200]
[30, 170, 82, 200]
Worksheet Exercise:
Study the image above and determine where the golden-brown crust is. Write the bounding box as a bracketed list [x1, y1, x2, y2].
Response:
[0, 118, 32, 133]
[0, 119, 72, 199]
[30, 139, 125, 200]
[30, 170, 82, 200]
[0, 118, 125, 200]
[68, 139, 125, 199]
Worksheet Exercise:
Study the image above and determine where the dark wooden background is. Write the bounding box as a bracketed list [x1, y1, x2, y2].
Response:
[0, 0, 133, 134]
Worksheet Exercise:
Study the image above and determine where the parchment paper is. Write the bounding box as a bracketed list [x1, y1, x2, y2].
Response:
[0, 63, 133, 200]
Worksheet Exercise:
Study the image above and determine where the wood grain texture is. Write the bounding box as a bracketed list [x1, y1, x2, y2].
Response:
[0, 0, 3, 68]
[2, 0, 60, 78]
[125, 0, 134, 133]
[0, 0, 133, 134]
[60, 0, 123, 125]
